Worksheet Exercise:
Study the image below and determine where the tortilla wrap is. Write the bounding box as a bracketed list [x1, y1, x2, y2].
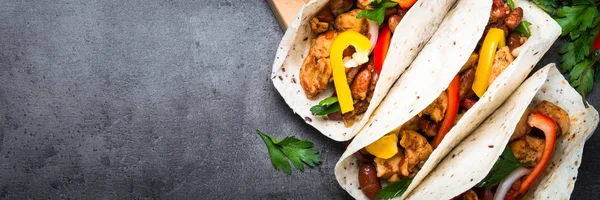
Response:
[334, 0, 560, 199]
[271, 0, 456, 141]
[407, 64, 599, 199]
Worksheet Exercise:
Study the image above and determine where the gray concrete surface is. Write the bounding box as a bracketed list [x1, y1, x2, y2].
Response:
[0, 0, 597, 199]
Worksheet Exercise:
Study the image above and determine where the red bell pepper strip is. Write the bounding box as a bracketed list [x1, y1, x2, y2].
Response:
[517, 113, 557, 194]
[432, 75, 460, 148]
[374, 25, 391, 74]
[395, 0, 417, 10]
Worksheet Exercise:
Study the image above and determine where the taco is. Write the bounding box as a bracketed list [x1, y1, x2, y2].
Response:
[407, 64, 599, 200]
[334, 0, 560, 199]
[271, 0, 457, 141]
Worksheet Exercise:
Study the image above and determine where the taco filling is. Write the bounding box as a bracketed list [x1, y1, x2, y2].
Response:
[350, 1, 532, 199]
[302, 0, 416, 127]
[454, 100, 569, 200]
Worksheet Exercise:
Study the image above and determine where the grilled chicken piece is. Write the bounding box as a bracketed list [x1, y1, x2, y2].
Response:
[334, 9, 369, 35]
[461, 190, 479, 200]
[310, 18, 329, 34]
[312, 30, 337, 59]
[488, 46, 514, 86]
[509, 135, 545, 166]
[357, 0, 374, 9]
[533, 101, 570, 136]
[399, 130, 433, 176]
[328, 0, 353, 16]
[310, 6, 334, 34]
[299, 53, 332, 99]
[460, 53, 478, 73]
[510, 109, 532, 142]
[422, 91, 448, 122]
[374, 152, 404, 179]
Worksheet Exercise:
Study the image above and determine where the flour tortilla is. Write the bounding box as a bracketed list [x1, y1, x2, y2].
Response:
[408, 64, 599, 199]
[335, 0, 561, 199]
[271, 0, 457, 141]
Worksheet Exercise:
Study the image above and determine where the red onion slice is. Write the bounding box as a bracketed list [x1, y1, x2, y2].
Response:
[494, 167, 531, 200]
[367, 19, 379, 53]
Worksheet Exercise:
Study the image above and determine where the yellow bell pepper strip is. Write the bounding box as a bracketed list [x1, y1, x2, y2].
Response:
[472, 28, 506, 97]
[330, 31, 372, 113]
[365, 134, 398, 159]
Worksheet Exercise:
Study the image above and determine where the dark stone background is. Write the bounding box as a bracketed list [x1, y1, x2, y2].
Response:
[0, 0, 596, 199]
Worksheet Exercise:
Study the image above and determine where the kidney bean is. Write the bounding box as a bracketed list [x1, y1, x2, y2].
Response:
[358, 163, 381, 200]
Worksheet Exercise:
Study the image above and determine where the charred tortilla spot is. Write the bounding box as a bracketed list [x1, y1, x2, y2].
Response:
[304, 117, 312, 122]
[488, 145, 494, 148]
[278, 76, 283, 80]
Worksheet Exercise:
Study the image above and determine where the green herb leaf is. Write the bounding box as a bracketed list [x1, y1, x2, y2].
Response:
[310, 97, 341, 115]
[475, 146, 528, 188]
[375, 179, 413, 200]
[506, 0, 515, 11]
[356, 0, 398, 25]
[515, 21, 532, 37]
[256, 130, 321, 175]
[532, 0, 559, 13]
[555, 6, 599, 39]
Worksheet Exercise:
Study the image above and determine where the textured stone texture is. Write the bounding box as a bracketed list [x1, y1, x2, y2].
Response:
[0, 0, 596, 199]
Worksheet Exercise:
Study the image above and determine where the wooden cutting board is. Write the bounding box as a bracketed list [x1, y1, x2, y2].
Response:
[267, 0, 310, 31]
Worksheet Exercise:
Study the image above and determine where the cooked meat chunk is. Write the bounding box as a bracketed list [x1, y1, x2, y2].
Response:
[422, 91, 448, 122]
[328, 0, 353, 16]
[533, 100, 570, 136]
[351, 67, 372, 100]
[460, 53, 478, 73]
[310, 18, 329, 34]
[488, 46, 514, 86]
[357, 0, 374, 9]
[419, 120, 439, 137]
[343, 100, 370, 127]
[312, 30, 337, 59]
[504, 7, 523, 30]
[388, 174, 400, 182]
[335, 9, 369, 35]
[509, 135, 545, 166]
[402, 115, 422, 131]
[510, 109, 532, 142]
[345, 64, 363, 85]
[374, 152, 404, 179]
[300, 55, 332, 99]
[490, 0, 509, 24]
[399, 130, 433, 176]
[459, 68, 476, 100]
[461, 190, 479, 200]
[388, 14, 402, 33]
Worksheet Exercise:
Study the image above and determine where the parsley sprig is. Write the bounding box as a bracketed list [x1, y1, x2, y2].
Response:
[532, 0, 600, 105]
[356, 0, 398, 25]
[475, 146, 528, 188]
[310, 97, 341, 116]
[375, 178, 413, 200]
[256, 130, 321, 175]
